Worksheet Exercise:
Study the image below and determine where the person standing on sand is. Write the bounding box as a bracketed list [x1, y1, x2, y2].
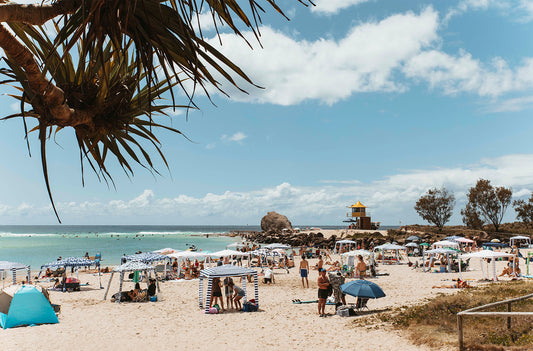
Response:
[300, 256, 309, 288]
[317, 268, 330, 317]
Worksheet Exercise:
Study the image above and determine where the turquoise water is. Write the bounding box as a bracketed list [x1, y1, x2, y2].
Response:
[0, 225, 260, 269]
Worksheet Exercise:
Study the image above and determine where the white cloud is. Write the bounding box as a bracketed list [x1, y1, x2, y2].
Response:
[403, 52, 533, 97]
[203, 8, 439, 105]
[311, 0, 371, 14]
[190, 8, 533, 108]
[445, 0, 533, 23]
[221, 132, 247, 143]
[485, 95, 533, 112]
[2, 154, 533, 224]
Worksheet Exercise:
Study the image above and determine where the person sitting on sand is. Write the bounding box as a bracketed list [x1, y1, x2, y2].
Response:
[128, 283, 141, 300]
[315, 255, 323, 271]
[499, 256, 521, 278]
[326, 261, 341, 271]
[263, 266, 274, 284]
[432, 279, 471, 289]
[148, 279, 157, 297]
[44, 268, 52, 277]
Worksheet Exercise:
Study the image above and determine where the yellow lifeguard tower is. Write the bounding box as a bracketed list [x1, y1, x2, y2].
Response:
[346, 201, 373, 230]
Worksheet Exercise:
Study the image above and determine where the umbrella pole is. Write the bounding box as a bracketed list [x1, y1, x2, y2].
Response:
[103, 272, 114, 300]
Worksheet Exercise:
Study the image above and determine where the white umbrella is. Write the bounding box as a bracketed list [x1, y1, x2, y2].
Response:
[432, 240, 460, 249]
[167, 251, 207, 259]
[209, 249, 249, 258]
[405, 242, 419, 248]
[264, 243, 291, 250]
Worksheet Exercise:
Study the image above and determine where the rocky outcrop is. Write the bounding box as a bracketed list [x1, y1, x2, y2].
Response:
[260, 211, 292, 233]
[243, 231, 337, 249]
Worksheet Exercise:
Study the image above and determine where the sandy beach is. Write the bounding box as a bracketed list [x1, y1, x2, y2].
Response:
[2, 252, 523, 351]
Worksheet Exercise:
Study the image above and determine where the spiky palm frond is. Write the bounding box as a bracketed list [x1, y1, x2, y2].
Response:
[1, 22, 190, 222]
[54, 0, 314, 102]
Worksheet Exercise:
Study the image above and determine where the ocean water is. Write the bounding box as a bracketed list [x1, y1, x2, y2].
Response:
[0, 225, 261, 269]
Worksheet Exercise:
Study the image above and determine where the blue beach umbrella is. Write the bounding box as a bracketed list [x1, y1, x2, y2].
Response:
[340, 280, 386, 299]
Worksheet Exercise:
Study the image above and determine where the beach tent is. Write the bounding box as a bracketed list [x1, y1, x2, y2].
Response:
[0, 261, 30, 287]
[125, 252, 170, 263]
[167, 251, 211, 276]
[406, 235, 421, 242]
[334, 240, 357, 253]
[341, 250, 374, 268]
[454, 237, 474, 243]
[431, 240, 460, 249]
[263, 243, 291, 250]
[198, 265, 258, 314]
[41, 256, 101, 288]
[103, 261, 159, 303]
[226, 243, 247, 249]
[459, 250, 515, 280]
[509, 235, 531, 248]
[0, 285, 58, 329]
[405, 242, 419, 248]
[422, 248, 459, 273]
[373, 243, 406, 264]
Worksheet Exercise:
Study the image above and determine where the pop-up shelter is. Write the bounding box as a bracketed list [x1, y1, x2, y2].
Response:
[334, 240, 357, 253]
[0, 261, 31, 287]
[103, 261, 160, 303]
[199, 265, 258, 314]
[0, 285, 58, 329]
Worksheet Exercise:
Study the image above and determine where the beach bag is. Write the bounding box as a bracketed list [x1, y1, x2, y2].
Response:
[208, 307, 218, 314]
[213, 304, 220, 312]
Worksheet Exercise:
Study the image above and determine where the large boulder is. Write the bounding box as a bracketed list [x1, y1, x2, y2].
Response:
[261, 211, 292, 233]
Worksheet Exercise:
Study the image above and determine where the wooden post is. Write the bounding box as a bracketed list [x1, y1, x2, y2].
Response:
[507, 302, 512, 330]
[457, 314, 464, 351]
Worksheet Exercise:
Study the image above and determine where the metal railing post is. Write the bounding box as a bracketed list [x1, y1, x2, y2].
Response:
[457, 314, 464, 351]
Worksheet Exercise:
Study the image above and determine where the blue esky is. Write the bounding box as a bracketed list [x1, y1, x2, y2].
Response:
[1, 0, 533, 225]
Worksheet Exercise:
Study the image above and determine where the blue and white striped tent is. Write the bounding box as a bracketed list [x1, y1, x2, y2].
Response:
[0, 261, 31, 287]
[199, 265, 259, 314]
[125, 252, 170, 263]
[41, 257, 96, 269]
[103, 261, 160, 303]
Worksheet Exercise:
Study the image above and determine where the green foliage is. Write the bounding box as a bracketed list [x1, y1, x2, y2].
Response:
[513, 194, 533, 227]
[463, 179, 512, 232]
[414, 187, 455, 231]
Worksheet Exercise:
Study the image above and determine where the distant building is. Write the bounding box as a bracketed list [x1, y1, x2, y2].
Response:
[344, 201, 380, 230]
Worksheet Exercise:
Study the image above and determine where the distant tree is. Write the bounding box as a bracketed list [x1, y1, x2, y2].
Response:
[414, 187, 455, 231]
[460, 203, 485, 229]
[464, 179, 512, 232]
[513, 194, 533, 227]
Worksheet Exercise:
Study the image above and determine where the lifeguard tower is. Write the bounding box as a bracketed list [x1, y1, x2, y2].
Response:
[344, 201, 377, 230]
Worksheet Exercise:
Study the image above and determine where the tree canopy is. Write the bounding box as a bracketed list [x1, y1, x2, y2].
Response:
[0, 0, 313, 221]
[414, 187, 455, 231]
[463, 179, 512, 232]
[513, 193, 533, 227]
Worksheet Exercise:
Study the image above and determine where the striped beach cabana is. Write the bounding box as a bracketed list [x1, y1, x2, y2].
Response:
[199, 265, 258, 314]
[0, 261, 31, 287]
[103, 261, 159, 303]
[125, 252, 171, 263]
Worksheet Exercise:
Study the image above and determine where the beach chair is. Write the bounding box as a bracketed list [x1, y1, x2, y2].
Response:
[355, 297, 369, 312]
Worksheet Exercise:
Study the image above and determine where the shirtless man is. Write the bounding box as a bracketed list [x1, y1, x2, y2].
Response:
[317, 255, 324, 271]
[317, 269, 330, 317]
[356, 255, 367, 279]
[299, 256, 309, 288]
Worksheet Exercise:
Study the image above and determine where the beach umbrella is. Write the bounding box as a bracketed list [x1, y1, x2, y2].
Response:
[340, 280, 386, 299]
[209, 249, 249, 258]
[126, 252, 170, 263]
[264, 243, 291, 250]
[405, 242, 419, 248]
[491, 239, 500, 243]
[406, 235, 421, 242]
[419, 243, 430, 247]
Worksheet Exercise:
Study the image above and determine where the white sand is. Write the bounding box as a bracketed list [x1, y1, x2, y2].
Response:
[1, 255, 523, 351]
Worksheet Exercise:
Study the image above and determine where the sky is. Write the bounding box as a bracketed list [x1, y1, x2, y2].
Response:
[1, 0, 533, 226]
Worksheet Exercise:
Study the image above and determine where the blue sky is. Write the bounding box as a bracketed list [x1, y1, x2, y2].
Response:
[1, 0, 533, 225]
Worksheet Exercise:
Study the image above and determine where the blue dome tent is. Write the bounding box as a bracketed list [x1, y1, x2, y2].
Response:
[0, 285, 58, 329]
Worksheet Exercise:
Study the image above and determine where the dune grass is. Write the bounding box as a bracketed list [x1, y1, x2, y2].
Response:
[355, 280, 533, 350]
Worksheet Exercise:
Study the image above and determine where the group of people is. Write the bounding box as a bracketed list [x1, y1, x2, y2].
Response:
[209, 276, 247, 311]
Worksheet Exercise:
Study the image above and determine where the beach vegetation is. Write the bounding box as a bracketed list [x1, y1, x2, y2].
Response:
[414, 187, 455, 231]
[463, 179, 512, 232]
[513, 194, 533, 228]
[356, 280, 533, 350]
[0, 0, 313, 221]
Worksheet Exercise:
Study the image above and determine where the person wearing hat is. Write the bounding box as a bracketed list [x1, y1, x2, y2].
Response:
[317, 268, 330, 317]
